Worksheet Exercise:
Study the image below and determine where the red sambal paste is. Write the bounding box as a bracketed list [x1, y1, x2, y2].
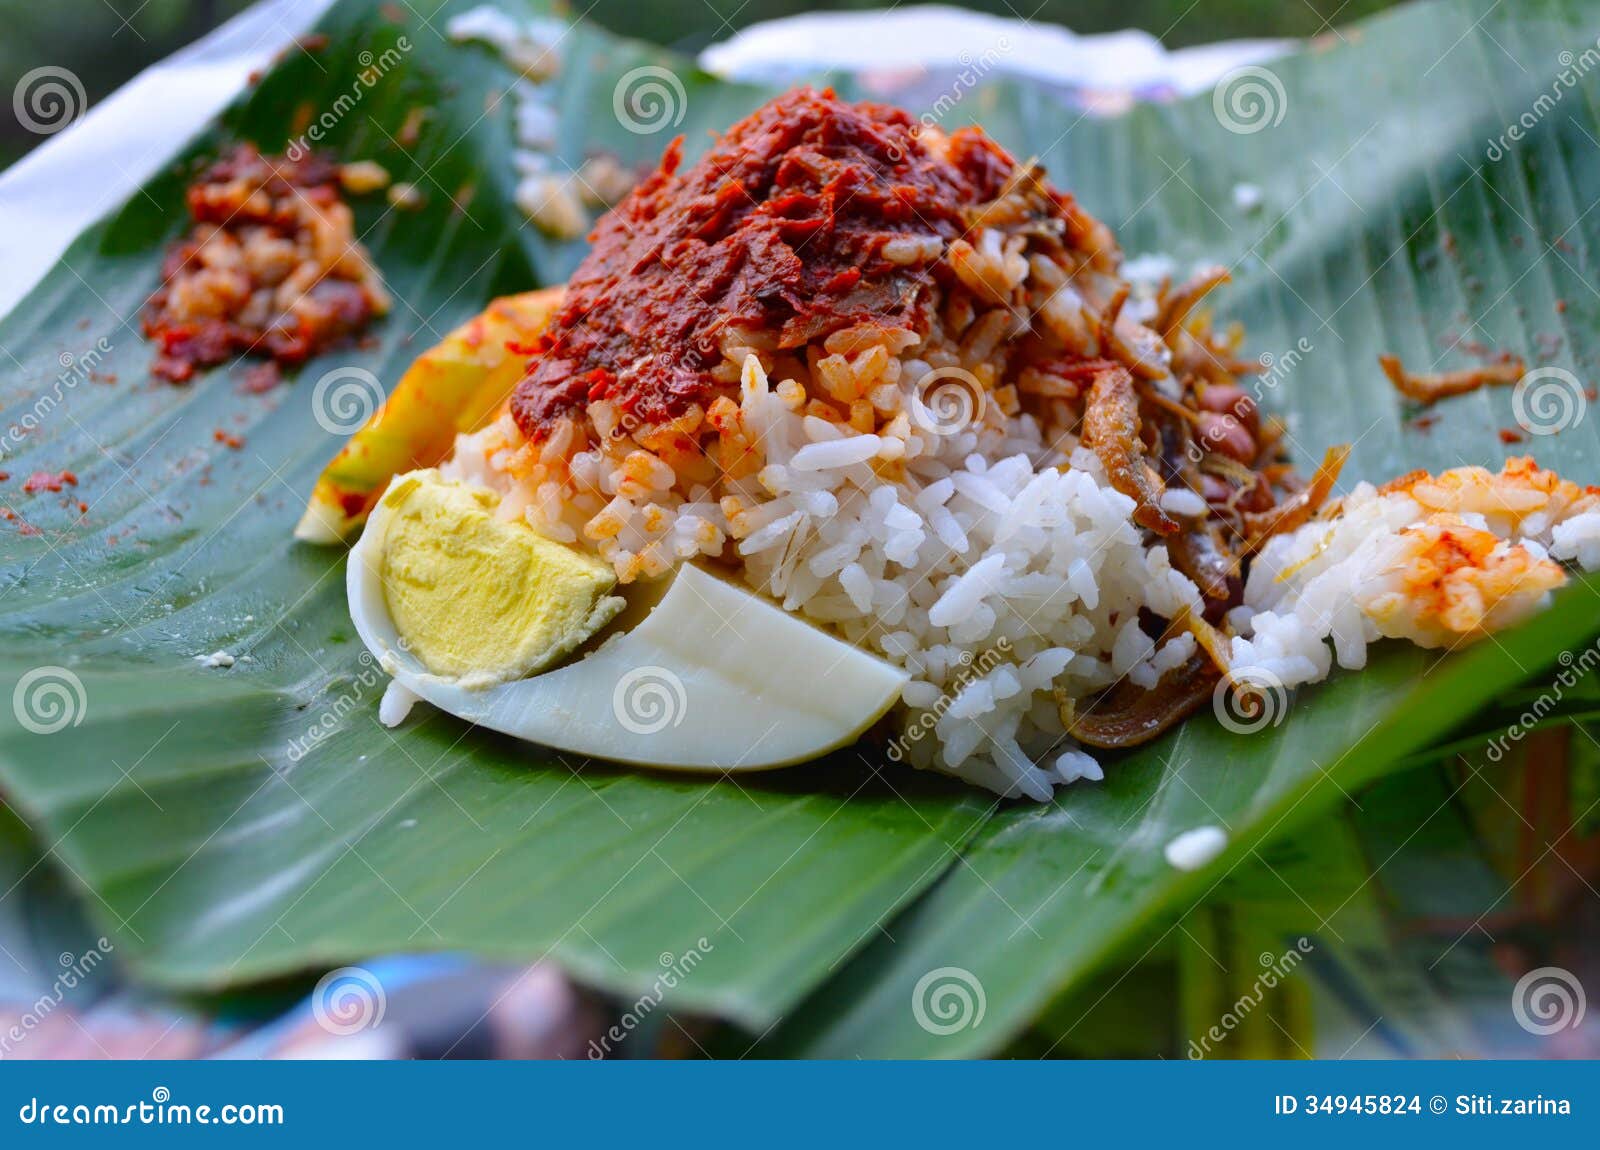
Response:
[143, 147, 388, 384]
[509, 87, 1022, 438]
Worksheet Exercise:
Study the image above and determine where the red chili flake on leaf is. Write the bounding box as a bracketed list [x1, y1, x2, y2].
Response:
[22, 470, 77, 494]
[241, 362, 282, 394]
[213, 429, 245, 449]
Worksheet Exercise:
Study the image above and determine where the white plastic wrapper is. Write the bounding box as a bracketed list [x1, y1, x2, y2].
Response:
[703, 5, 1286, 99]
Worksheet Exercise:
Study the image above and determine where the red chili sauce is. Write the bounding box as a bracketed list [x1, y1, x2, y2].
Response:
[509, 88, 1021, 438]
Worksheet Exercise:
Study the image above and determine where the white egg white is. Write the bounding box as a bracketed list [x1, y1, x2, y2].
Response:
[347, 495, 909, 772]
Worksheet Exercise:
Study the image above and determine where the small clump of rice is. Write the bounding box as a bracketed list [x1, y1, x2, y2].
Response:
[448, 7, 638, 238]
[1230, 459, 1600, 689]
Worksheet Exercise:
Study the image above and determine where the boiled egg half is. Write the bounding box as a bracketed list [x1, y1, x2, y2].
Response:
[346, 470, 908, 771]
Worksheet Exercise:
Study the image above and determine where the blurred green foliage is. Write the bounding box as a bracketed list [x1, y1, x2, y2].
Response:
[1, 0, 1397, 168]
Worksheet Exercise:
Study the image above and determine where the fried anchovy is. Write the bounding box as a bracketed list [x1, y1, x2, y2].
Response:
[1170, 525, 1236, 600]
[1242, 443, 1350, 551]
[1157, 265, 1231, 337]
[1082, 365, 1178, 535]
[1378, 353, 1525, 405]
[1147, 403, 1235, 598]
[1065, 651, 1222, 749]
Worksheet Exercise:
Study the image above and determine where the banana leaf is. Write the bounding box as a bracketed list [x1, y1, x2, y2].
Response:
[1, 0, 1599, 1055]
[992, 725, 1600, 1060]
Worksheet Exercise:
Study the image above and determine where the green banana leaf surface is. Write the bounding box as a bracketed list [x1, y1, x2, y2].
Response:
[1, 0, 1599, 1057]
